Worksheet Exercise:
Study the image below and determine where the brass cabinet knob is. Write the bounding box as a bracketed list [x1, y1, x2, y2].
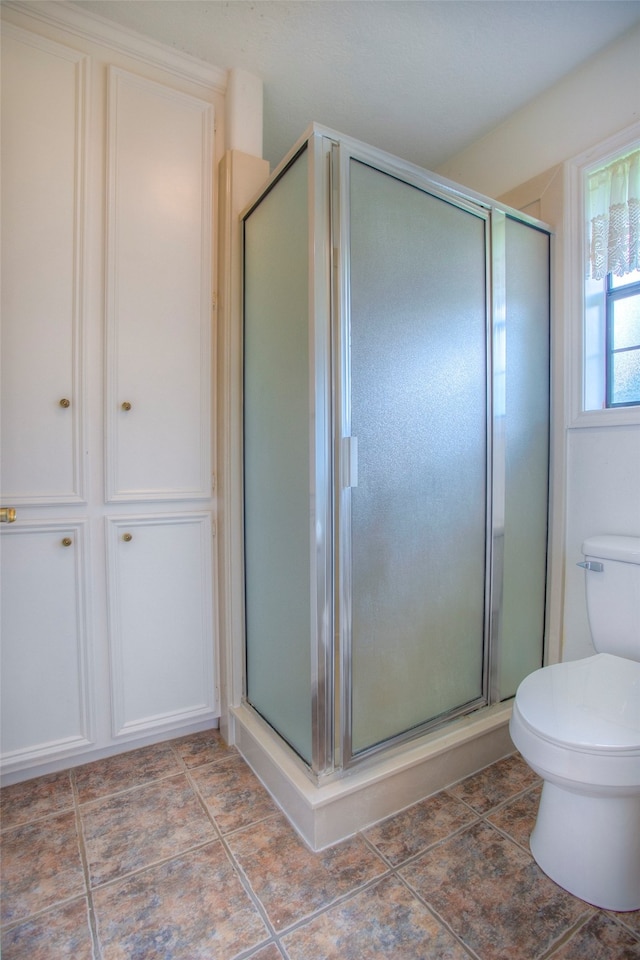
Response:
[59, 398, 71, 408]
[61, 537, 72, 547]
[122, 533, 133, 542]
[121, 401, 132, 411]
[0, 507, 17, 523]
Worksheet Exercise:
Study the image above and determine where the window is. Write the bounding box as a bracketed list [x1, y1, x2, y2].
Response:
[606, 269, 640, 406]
[581, 141, 640, 413]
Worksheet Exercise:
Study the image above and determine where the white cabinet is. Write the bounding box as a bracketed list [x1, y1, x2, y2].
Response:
[106, 68, 213, 502]
[0, 26, 87, 504]
[0, 522, 93, 764]
[106, 515, 216, 736]
[0, 14, 222, 782]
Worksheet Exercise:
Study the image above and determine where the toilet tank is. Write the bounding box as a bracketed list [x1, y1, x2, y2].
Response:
[582, 535, 640, 662]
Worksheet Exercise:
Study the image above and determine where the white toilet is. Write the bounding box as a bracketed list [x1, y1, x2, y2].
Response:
[510, 534, 640, 912]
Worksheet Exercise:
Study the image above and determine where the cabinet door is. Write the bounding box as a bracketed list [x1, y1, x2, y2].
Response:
[106, 515, 217, 736]
[0, 26, 88, 504]
[0, 522, 93, 765]
[105, 68, 214, 502]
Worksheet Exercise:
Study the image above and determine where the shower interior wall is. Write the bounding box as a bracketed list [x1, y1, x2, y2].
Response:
[234, 125, 551, 848]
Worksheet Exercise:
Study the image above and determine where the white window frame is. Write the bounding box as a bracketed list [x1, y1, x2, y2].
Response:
[565, 120, 640, 428]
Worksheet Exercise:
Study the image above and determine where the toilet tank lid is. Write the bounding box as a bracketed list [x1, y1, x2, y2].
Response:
[582, 535, 640, 564]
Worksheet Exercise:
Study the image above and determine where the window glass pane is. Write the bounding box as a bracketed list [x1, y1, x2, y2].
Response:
[611, 295, 640, 350]
[584, 275, 606, 410]
[582, 139, 640, 413]
[610, 268, 640, 289]
[611, 349, 640, 405]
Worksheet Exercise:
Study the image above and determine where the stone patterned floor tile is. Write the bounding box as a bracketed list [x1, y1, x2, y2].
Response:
[364, 790, 477, 866]
[4, 739, 633, 960]
[226, 812, 387, 931]
[0, 811, 85, 925]
[549, 912, 640, 959]
[487, 784, 542, 850]
[190, 755, 279, 834]
[0, 898, 94, 960]
[170, 727, 237, 768]
[447, 753, 540, 815]
[0, 770, 74, 830]
[401, 820, 591, 960]
[93, 841, 269, 960]
[81, 773, 216, 887]
[73, 741, 182, 803]
[282, 874, 470, 959]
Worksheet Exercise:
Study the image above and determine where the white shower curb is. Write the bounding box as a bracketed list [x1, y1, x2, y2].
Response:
[230, 701, 514, 850]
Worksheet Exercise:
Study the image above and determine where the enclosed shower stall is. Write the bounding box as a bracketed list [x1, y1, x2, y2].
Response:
[240, 126, 550, 841]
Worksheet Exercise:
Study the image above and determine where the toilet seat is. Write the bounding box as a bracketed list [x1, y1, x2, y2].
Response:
[514, 653, 640, 754]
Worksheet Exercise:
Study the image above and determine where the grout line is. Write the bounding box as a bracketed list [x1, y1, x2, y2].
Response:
[70, 767, 103, 960]
[607, 912, 640, 941]
[76, 769, 192, 808]
[232, 938, 287, 960]
[180, 759, 285, 951]
[265, 867, 396, 941]
[443, 779, 541, 819]
[215, 829, 284, 945]
[85, 836, 223, 893]
[483, 816, 534, 856]
[535, 910, 595, 960]
[364, 814, 485, 875]
[0, 894, 91, 934]
[395, 869, 484, 960]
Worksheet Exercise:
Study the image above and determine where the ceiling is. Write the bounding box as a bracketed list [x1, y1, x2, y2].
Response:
[72, 0, 640, 172]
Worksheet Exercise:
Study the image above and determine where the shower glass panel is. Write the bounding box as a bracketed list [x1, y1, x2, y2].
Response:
[242, 126, 552, 779]
[499, 218, 550, 696]
[346, 160, 488, 755]
[243, 147, 313, 764]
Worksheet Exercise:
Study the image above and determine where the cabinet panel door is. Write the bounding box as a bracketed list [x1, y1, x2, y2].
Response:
[0, 522, 93, 766]
[0, 26, 87, 504]
[106, 68, 213, 502]
[106, 515, 217, 736]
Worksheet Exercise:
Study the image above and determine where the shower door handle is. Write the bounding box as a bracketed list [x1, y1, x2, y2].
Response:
[342, 436, 358, 488]
[577, 561, 604, 572]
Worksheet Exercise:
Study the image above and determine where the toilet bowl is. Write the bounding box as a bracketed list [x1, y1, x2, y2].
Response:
[510, 535, 640, 912]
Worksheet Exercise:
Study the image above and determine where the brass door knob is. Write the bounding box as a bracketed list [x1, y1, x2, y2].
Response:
[0, 507, 16, 523]
[59, 398, 71, 408]
[61, 537, 72, 547]
[122, 533, 133, 542]
[121, 402, 132, 411]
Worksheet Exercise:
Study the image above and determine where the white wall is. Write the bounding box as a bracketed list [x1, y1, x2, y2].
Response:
[437, 24, 640, 662]
[563, 428, 640, 658]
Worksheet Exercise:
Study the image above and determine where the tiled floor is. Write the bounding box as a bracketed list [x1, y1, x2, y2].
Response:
[1, 730, 639, 959]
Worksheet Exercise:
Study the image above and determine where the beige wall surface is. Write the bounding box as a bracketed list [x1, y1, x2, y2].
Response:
[438, 25, 640, 662]
[436, 23, 640, 199]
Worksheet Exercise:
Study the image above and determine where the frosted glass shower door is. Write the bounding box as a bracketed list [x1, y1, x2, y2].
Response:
[344, 159, 489, 756]
[499, 218, 550, 696]
[243, 148, 313, 763]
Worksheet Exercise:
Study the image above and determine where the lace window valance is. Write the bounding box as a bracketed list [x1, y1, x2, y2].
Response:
[587, 147, 640, 280]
